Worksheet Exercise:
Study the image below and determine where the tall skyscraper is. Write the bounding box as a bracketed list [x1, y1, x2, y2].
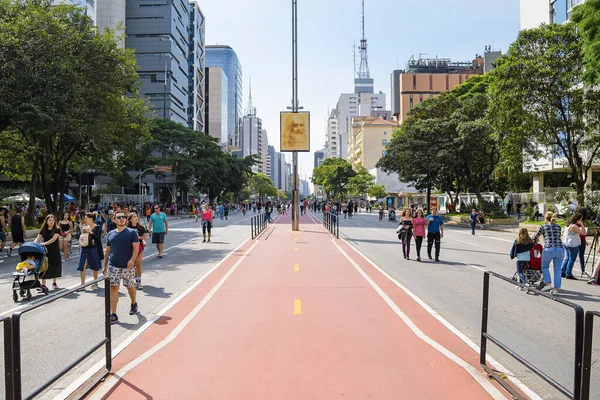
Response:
[126, 0, 200, 127]
[336, 92, 386, 159]
[267, 145, 276, 182]
[314, 150, 324, 168]
[205, 67, 228, 147]
[188, 1, 205, 132]
[519, 0, 584, 29]
[96, 0, 124, 45]
[206, 45, 243, 150]
[259, 128, 269, 175]
[325, 109, 339, 159]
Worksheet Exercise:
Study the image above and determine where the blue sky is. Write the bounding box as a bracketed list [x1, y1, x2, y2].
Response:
[198, 0, 520, 180]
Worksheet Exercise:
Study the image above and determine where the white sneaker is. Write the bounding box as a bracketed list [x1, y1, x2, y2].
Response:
[552, 288, 559, 295]
[541, 284, 553, 292]
[516, 286, 525, 291]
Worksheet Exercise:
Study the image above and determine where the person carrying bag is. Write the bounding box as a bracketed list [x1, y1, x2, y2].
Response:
[561, 213, 586, 280]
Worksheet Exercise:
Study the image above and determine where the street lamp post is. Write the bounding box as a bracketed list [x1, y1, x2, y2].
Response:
[291, 0, 300, 231]
[139, 167, 154, 209]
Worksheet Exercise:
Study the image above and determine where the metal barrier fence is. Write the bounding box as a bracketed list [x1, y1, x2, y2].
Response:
[251, 213, 267, 239]
[323, 211, 339, 239]
[481, 271, 584, 400]
[582, 311, 600, 399]
[6, 276, 111, 400]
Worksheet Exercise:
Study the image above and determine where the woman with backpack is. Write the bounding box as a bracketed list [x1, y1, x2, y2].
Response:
[78, 212, 103, 290]
[561, 213, 587, 281]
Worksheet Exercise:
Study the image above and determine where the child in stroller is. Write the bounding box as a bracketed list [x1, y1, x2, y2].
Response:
[12, 242, 49, 302]
[510, 228, 543, 290]
[389, 209, 397, 222]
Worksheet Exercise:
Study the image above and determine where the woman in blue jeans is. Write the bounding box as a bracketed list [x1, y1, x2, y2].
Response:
[561, 213, 586, 280]
[532, 212, 564, 295]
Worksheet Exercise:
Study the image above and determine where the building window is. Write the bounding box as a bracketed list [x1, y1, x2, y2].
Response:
[413, 74, 416, 90]
[419, 94, 423, 102]
[382, 151, 387, 156]
[429, 74, 433, 91]
[383, 131, 387, 135]
[382, 139, 388, 146]
[409, 94, 413, 109]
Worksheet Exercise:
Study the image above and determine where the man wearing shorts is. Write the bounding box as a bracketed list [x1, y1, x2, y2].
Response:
[103, 210, 139, 325]
[148, 204, 168, 258]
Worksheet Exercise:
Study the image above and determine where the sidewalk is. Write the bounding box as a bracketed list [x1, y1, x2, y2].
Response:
[84, 213, 514, 400]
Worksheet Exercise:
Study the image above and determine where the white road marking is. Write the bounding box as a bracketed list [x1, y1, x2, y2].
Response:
[87, 239, 260, 399]
[331, 238, 506, 399]
[55, 236, 252, 400]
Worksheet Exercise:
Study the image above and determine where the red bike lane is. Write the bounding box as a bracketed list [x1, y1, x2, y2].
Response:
[86, 212, 518, 400]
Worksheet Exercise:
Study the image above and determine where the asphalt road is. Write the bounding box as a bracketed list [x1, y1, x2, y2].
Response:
[0, 211, 255, 399]
[309, 210, 600, 400]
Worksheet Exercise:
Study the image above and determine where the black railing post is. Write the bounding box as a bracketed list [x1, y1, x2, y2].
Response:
[104, 277, 112, 373]
[11, 313, 21, 400]
[4, 318, 12, 400]
[250, 216, 254, 239]
[336, 213, 339, 239]
[574, 306, 585, 400]
[480, 271, 489, 367]
[582, 312, 595, 400]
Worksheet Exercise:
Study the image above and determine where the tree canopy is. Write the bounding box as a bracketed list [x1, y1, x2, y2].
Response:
[311, 158, 356, 201]
[489, 22, 600, 205]
[571, 0, 600, 85]
[0, 0, 149, 219]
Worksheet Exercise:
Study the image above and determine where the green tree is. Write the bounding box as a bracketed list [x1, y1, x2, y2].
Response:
[489, 22, 600, 205]
[377, 92, 462, 211]
[571, 0, 600, 85]
[0, 0, 149, 220]
[141, 119, 223, 203]
[311, 158, 356, 201]
[347, 166, 375, 199]
[276, 190, 288, 200]
[250, 173, 277, 200]
[368, 185, 387, 200]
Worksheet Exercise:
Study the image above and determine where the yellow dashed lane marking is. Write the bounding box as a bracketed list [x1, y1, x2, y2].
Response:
[295, 247, 298, 251]
[294, 264, 300, 272]
[294, 299, 302, 315]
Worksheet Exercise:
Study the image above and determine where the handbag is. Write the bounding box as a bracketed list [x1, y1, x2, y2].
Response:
[79, 232, 90, 247]
[562, 225, 581, 247]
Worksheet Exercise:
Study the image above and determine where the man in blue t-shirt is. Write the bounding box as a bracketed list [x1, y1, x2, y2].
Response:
[469, 209, 479, 235]
[148, 205, 168, 258]
[103, 210, 139, 325]
[425, 206, 444, 262]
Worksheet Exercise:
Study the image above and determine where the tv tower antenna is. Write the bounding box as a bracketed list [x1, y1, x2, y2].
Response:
[247, 75, 255, 116]
[357, 0, 370, 79]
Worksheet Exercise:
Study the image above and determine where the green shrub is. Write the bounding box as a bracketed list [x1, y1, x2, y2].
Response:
[523, 205, 537, 221]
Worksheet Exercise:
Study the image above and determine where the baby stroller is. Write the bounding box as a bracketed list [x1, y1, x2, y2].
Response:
[11, 242, 49, 302]
[389, 210, 397, 222]
[512, 243, 544, 288]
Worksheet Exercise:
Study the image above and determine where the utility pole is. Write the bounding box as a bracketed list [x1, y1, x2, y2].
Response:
[291, 0, 300, 231]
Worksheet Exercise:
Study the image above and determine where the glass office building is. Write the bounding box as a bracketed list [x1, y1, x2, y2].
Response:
[205, 45, 243, 150]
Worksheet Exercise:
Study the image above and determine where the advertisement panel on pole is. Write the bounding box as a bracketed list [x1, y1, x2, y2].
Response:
[280, 111, 310, 152]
